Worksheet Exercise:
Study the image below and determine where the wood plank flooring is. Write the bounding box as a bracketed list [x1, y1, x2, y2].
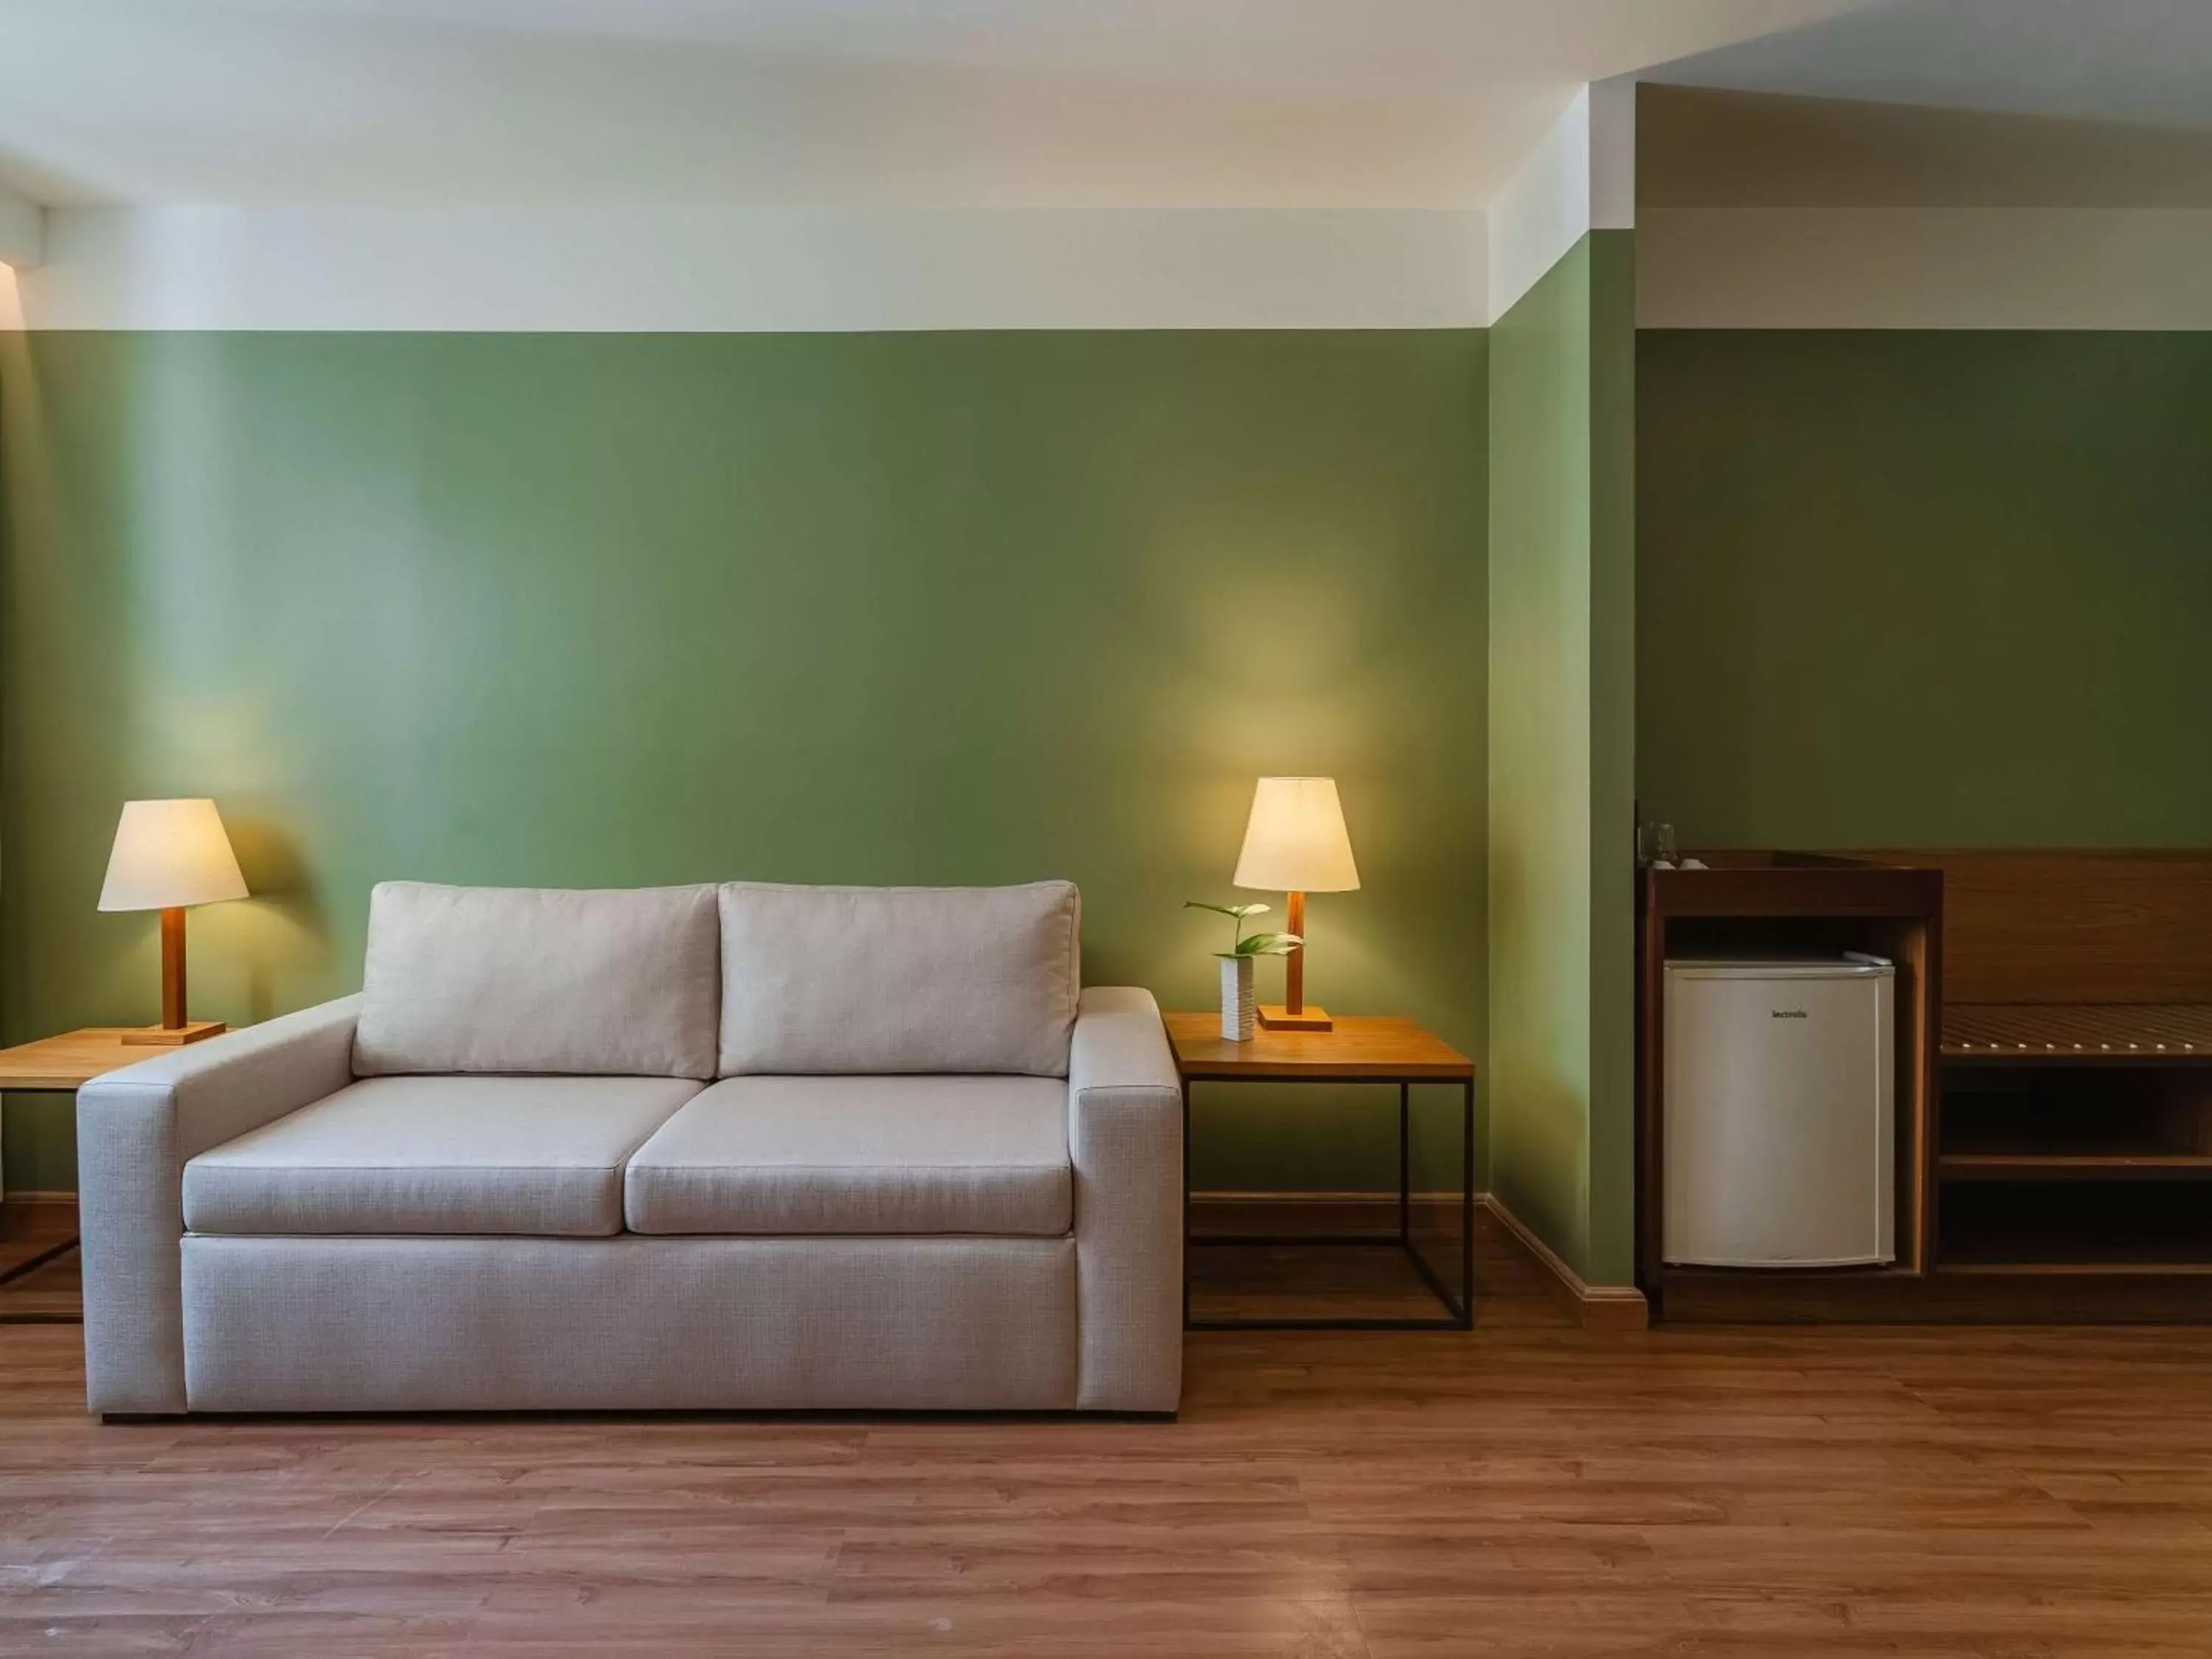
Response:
[7, 1221, 2212, 1655]
[0, 1245, 80, 1325]
[0, 1201, 78, 1326]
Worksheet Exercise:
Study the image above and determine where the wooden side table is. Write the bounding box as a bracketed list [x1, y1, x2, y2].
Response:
[0, 1029, 150, 1297]
[1167, 1012, 1477, 1331]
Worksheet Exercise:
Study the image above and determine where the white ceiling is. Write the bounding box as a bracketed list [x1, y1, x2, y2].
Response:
[0, 0, 1880, 209]
[1651, 0, 2212, 131]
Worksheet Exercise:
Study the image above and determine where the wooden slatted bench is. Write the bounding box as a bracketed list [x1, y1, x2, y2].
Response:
[1944, 1002, 2212, 1060]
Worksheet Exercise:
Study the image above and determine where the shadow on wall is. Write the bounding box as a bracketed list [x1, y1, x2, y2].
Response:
[212, 818, 333, 1025]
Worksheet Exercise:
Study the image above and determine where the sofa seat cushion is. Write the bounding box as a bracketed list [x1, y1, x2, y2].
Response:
[184, 1076, 703, 1238]
[624, 1075, 1071, 1237]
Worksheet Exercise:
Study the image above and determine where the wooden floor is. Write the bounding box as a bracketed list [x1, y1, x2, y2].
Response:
[7, 1222, 2212, 1655]
[0, 1203, 80, 1325]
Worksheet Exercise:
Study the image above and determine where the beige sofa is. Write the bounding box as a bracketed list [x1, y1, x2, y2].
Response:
[77, 880, 1183, 1416]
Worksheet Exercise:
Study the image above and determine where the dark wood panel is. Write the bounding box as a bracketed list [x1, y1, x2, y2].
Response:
[11, 1231, 2212, 1655]
[1646, 858, 1941, 920]
[1857, 850, 2212, 1005]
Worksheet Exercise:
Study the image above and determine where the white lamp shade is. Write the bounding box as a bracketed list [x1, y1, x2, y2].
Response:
[97, 799, 249, 912]
[1232, 776, 1360, 894]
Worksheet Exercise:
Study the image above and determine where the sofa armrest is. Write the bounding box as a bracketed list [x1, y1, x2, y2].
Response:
[1067, 986, 1182, 1412]
[77, 995, 361, 1413]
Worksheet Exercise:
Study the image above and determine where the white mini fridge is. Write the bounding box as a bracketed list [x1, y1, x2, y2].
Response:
[1663, 957, 1895, 1268]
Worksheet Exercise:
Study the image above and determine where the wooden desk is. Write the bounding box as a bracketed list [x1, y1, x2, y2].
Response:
[0, 1028, 147, 1295]
[1166, 1012, 1477, 1331]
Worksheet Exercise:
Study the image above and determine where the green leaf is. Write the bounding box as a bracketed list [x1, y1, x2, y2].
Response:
[1183, 900, 1270, 919]
[1235, 931, 1303, 956]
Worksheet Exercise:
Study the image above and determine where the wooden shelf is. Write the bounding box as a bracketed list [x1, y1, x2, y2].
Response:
[1944, 1002, 2212, 1062]
[1938, 1048, 2212, 1282]
[1909, 857, 2212, 1309]
[1938, 1259, 2212, 1278]
[1938, 1176, 2212, 1271]
[1941, 1152, 2212, 1180]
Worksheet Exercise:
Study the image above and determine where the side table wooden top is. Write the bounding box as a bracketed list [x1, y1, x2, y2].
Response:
[0, 1029, 158, 1092]
[1165, 1012, 1475, 1081]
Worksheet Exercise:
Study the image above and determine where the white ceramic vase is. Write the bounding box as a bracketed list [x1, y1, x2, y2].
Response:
[1219, 953, 1256, 1042]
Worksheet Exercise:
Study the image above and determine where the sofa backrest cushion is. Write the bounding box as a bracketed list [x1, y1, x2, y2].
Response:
[717, 881, 1080, 1078]
[354, 883, 720, 1080]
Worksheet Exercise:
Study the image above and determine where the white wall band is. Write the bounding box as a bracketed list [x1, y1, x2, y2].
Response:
[11, 205, 1488, 333]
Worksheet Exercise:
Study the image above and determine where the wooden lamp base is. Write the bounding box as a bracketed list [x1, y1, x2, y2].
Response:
[1257, 1004, 1333, 1032]
[120, 1020, 227, 1048]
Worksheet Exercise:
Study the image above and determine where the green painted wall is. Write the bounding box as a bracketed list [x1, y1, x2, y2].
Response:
[1585, 235, 1637, 1287]
[0, 328, 1487, 1194]
[1639, 330, 2212, 849]
[1485, 232, 1638, 1287]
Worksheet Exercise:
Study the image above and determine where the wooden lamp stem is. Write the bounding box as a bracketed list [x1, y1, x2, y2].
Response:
[160, 905, 187, 1029]
[122, 906, 225, 1047]
[1257, 888, 1332, 1031]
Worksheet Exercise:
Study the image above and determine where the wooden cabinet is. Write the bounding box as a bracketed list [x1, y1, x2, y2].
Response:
[1905, 852, 2212, 1286]
[1637, 853, 1941, 1320]
[1643, 849, 2212, 1322]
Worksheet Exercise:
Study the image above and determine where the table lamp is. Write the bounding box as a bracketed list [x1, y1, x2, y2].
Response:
[98, 798, 249, 1046]
[1232, 776, 1360, 1031]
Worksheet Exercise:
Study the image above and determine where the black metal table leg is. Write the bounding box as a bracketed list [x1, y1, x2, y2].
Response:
[1398, 1082, 1411, 1245]
[1461, 1079, 1476, 1328]
[1184, 1074, 1477, 1332]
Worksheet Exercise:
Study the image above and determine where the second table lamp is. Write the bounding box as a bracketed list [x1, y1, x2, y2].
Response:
[1232, 776, 1360, 1031]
